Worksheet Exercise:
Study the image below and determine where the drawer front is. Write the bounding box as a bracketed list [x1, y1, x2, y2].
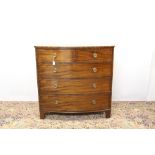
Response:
[40, 94, 111, 112]
[76, 48, 113, 62]
[36, 49, 74, 63]
[39, 78, 112, 94]
[38, 63, 112, 79]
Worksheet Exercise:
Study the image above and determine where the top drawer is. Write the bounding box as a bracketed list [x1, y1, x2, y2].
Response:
[36, 49, 74, 63]
[76, 47, 113, 62]
[36, 47, 114, 63]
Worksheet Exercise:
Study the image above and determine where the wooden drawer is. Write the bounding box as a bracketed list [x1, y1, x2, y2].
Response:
[39, 78, 112, 94]
[36, 49, 74, 63]
[38, 63, 112, 79]
[36, 47, 113, 63]
[40, 94, 111, 112]
[76, 47, 113, 62]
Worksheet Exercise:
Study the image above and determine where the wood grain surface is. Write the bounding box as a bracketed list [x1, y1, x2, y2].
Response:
[38, 63, 113, 79]
[40, 94, 111, 112]
[35, 46, 114, 119]
[39, 78, 112, 94]
[76, 48, 113, 62]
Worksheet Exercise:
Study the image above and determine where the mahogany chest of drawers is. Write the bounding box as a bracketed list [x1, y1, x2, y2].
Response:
[35, 46, 114, 119]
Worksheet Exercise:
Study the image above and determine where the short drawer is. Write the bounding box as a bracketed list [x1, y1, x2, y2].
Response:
[40, 94, 111, 112]
[38, 63, 112, 79]
[39, 78, 112, 94]
[36, 49, 74, 63]
[76, 47, 113, 62]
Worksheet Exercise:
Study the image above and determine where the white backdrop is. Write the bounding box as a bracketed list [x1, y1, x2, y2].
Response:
[0, 0, 154, 101]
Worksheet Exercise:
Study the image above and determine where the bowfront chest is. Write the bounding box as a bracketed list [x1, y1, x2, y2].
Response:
[35, 46, 114, 119]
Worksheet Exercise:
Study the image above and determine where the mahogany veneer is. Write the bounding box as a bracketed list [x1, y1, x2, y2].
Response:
[35, 46, 114, 119]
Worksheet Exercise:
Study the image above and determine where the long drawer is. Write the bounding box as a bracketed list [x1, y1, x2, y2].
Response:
[37, 63, 113, 79]
[40, 94, 111, 112]
[39, 78, 112, 94]
[36, 47, 113, 63]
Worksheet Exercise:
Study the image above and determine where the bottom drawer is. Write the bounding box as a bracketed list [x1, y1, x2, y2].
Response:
[40, 94, 111, 112]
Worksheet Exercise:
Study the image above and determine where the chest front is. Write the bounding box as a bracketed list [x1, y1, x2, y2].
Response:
[35, 46, 114, 119]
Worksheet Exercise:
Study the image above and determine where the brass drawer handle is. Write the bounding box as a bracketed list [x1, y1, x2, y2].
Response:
[92, 100, 96, 105]
[92, 83, 96, 88]
[54, 100, 58, 104]
[93, 52, 98, 58]
[92, 67, 97, 72]
[53, 67, 57, 73]
[52, 53, 56, 65]
[52, 81, 58, 88]
[53, 83, 57, 88]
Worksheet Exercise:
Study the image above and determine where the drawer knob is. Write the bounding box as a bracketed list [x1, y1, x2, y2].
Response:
[93, 52, 98, 58]
[53, 67, 57, 73]
[52, 53, 56, 65]
[53, 83, 57, 88]
[92, 100, 96, 105]
[52, 81, 58, 88]
[92, 67, 97, 72]
[92, 83, 96, 88]
[54, 100, 58, 104]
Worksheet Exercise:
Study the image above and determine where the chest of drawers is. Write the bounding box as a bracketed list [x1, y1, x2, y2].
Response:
[35, 46, 114, 119]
